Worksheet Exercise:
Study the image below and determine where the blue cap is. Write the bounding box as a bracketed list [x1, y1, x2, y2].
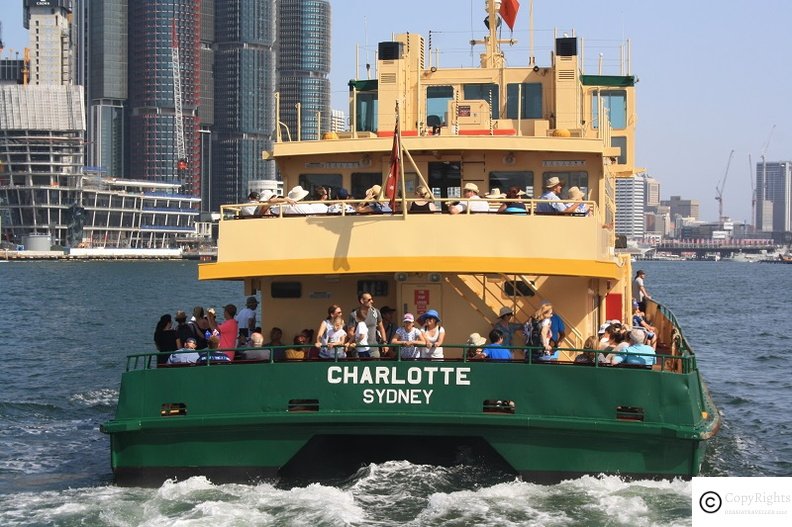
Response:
[337, 188, 350, 199]
[418, 309, 441, 323]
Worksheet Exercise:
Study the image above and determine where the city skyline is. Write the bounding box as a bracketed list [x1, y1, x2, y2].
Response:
[2, 1, 791, 223]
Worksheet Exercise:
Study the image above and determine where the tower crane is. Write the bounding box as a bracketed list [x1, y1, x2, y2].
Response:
[171, 20, 188, 178]
[715, 149, 734, 223]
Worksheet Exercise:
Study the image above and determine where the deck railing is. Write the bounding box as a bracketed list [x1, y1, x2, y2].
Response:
[127, 342, 691, 373]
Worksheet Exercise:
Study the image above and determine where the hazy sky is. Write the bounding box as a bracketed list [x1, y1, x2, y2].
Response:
[2, 1, 790, 223]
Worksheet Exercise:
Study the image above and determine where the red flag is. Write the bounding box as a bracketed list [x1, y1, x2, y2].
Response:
[499, 0, 520, 31]
[385, 120, 400, 212]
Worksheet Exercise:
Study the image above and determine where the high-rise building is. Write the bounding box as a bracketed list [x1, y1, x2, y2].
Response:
[330, 109, 346, 133]
[644, 176, 660, 208]
[755, 161, 792, 233]
[128, 0, 201, 195]
[660, 195, 700, 221]
[277, 0, 331, 141]
[614, 174, 645, 239]
[23, 0, 74, 86]
[85, 0, 128, 179]
[212, 0, 276, 210]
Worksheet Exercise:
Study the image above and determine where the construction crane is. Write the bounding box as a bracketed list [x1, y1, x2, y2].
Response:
[715, 149, 734, 223]
[171, 20, 188, 178]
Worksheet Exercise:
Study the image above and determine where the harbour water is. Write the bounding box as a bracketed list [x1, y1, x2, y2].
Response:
[0, 260, 789, 526]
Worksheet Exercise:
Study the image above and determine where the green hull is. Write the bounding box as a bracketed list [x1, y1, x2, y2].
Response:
[102, 360, 719, 485]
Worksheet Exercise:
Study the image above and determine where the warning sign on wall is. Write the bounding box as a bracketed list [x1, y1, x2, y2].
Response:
[414, 289, 430, 315]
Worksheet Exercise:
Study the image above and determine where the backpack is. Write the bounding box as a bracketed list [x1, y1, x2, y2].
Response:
[524, 317, 544, 349]
[188, 321, 209, 349]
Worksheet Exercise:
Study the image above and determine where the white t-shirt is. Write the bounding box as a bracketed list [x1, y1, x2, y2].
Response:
[235, 307, 256, 333]
[355, 321, 369, 353]
[457, 195, 489, 213]
[421, 326, 445, 359]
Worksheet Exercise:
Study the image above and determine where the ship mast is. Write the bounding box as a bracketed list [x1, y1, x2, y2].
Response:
[470, 0, 516, 69]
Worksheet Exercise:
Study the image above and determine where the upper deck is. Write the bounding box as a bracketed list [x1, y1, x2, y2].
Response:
[201, 3, 640, 282]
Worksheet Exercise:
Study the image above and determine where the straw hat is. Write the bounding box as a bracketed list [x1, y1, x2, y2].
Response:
[567, 186, 585, 200]
[485, 188, 506, 199]
[545, 176, 562, 188]
[365, 184, 382, 199]
[462, 182, 480, 194]
[286, 185, 309, 201]
[467, 333, 487, 347]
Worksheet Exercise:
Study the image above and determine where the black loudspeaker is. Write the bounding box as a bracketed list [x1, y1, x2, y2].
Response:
[555, 37, 577, 57]
[378, 41, 403, 60]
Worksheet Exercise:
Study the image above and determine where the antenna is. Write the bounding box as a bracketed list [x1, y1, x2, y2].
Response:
[715, 149, 734, 223]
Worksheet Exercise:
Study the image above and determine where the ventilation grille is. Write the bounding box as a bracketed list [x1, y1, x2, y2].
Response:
[557, 70, 576, 81]
[380, 73, 397, 84]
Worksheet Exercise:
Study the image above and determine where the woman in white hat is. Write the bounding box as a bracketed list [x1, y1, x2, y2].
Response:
[277, 185, 328, 215]
[566, 186, 591, 215]
[536, 177, 582, 215]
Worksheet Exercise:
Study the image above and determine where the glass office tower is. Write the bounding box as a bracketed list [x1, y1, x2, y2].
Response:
[277, 0, 331, 142]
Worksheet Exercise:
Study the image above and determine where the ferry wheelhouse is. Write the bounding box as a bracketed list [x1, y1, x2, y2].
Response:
[102, 1, 720, 484]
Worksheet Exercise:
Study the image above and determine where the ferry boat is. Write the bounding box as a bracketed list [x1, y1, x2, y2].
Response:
[102, 1, 720, 485]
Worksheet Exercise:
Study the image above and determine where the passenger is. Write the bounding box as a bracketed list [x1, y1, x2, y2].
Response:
[409, 186, 438, 213]
[320, 315, 348, 359]
[380, 306, 398, 348]
[238, 331, 271, 361]
[235, 296, 258, 340]
[540, 301, 567, 346]
[207, 304, 239, 360]
[497, 186, 527, 214]
[348, 292, 387, 358]
[418, 309, 445, 359]
[328, 188, 356, 214]
[566, 186, 591, 215]
[314, 186, 329, 201]
[173, 310, 191, 349]
[167, 337, 201, 364]
[492, 306, 523, 348]
[264, 326, 285, 360]
[536, 177, 582, 214]
[525, 303, 556, 361]
[256, 189, 295, 216]
[285, 333, 308, 361]
[632, 269, 652, 312]
[478, 329, 513, 360]
[449, 183, 489, 214]
[188, 306, 210, 349]
[356, 185, 391, 214]
[352, 308, 371, 358]
[632, 301, 658, 349]
[465, 332, 487, 359]
[611, 329, 656, 367]
[574, 335, 599, 364]
[240, 191, 262, 217]
[276, 185, 328, 215]
[315, 304, 343, 356]
[154, 314, 179, 366]
[391, 313, 426, 359]
[198, 334, 231, 363]
[598, 323, 628, 364]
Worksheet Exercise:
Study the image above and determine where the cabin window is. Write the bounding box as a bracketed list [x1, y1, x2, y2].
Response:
[355, 92, 378, 132]
[592, 90, 627, 129]
[506, 83, 543, 119]
[428, 161, 462, 207]
[488, 171, 534, 198]
[426, 86, 454, 128]
[351, 172, 381, 199]
[298, 174, 342, 199]
[611, 136, 627, 164]
[541, 171, 589, 197]
[357, 280, 388, 298]
[463, 84, 499, 119]
[271, 281, 302, 299]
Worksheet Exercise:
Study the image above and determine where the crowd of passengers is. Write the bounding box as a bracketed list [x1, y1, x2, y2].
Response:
[154, 293, 656, 368]
[239, 177, 591, 217]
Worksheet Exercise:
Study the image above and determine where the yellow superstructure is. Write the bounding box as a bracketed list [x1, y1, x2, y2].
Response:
[200, 4, 641, 357]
